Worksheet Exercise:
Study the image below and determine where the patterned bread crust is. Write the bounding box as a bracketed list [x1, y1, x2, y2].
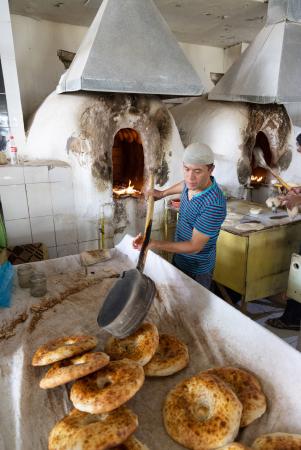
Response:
[163, 373, 242, 450]
[48, 406, 138, 450]
[252, 432, 301, 450]
[39, 352, 110, 389]
[204, 367, 267, 427]
[32, 335, 97, 366]
[113, 435, 149, 450]
[144, 334, 189, 376]
[105, 323, 159, 366]
[70, 359, 145, 414]
[218, 443, 251, 449]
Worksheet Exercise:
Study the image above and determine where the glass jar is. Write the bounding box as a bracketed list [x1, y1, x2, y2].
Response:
[17, 264, 34, 288]
[30, 272, 47, 297]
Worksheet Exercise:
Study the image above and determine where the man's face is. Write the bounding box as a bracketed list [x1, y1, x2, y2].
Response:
[183, 163, 214, 191]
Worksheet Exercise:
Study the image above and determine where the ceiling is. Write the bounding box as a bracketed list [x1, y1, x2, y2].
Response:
[8, 0, 268, 48]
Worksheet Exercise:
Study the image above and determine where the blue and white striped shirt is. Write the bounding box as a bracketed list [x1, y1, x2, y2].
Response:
[173, 177, 226, 275]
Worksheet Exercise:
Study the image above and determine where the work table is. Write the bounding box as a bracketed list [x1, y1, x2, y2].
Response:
[1, 236, 301, 449]
[222, 199, 301, 235]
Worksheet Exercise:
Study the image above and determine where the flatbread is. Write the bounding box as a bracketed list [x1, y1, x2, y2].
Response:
[235, 223, 264, 231]
[226, 212, 244, 220]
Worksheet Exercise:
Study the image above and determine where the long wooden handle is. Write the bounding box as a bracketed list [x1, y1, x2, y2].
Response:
[136, 173, 154, 272]
[268, 168, 291, 191]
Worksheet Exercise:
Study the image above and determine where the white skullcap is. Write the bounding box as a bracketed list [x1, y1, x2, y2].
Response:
[183, 142, 214, 165]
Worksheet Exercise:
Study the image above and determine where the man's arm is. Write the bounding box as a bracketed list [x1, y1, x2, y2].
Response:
[133, 228, 209, 254]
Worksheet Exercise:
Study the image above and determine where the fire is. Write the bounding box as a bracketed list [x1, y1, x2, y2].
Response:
[251, 175, 263, 183]
[113, 180, 141, 197]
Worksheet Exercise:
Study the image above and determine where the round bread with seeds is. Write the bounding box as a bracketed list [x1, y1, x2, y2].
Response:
[70, 359, 145, 414]
[32, 335, 97, 366]
[39, 352, 110, 389]
[252, 433, 301, 450]
[48, 406, 138, 450]
[105, 322, 159, 366]
[144, 334, 189, 376]
[163, 373, 242, 450]
[113, 435, 149, 449]
[203, 367, 267, 427]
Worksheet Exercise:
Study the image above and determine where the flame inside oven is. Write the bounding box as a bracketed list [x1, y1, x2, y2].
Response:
[113, 180, 141, 198]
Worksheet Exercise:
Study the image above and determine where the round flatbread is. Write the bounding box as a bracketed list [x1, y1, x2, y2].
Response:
[32, 335, 97, 366]
[70, 359, 145, 414]
[163, 373, 242, 449]
[144, 334, 189, 376]
[252, 433, 301, 450]
[48, 406, 138, 450]
[226, 212, 244, 220]
[39, 352, 110, 389]
[235, 223, 264, 231]
[203, 367, 267, 427]
[113, 435, 149, 449]
[218, 444, 251, 450]
[105, 322, 159, 366]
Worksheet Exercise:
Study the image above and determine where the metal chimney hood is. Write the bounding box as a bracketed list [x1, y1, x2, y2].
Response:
[209, 0, 301, 104]
[57, 0, 204, 97]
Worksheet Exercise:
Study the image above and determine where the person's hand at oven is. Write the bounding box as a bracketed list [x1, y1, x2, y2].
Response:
[133, 233, 144, 250]
[132, 233, 154, 251]
[143, 187, 164, 201]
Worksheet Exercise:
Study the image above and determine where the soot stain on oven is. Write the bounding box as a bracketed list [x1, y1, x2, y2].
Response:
[68, 94, 173, 191]
[238, 104, 292, 184]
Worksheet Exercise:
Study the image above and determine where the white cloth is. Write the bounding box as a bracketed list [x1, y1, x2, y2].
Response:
[1, 235, 301, 449]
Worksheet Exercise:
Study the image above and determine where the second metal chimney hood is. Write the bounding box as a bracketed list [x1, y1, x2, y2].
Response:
[209, 0, 301, 104]
[57, 0, 204, 97]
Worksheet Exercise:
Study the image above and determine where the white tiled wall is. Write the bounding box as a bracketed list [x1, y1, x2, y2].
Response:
[0, 163, 98, 259]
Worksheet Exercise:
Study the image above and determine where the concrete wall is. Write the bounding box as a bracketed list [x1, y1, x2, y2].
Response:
[11, 14, 86, 123]
[179, 42, 224, 91]
[8, 14, 226, 123]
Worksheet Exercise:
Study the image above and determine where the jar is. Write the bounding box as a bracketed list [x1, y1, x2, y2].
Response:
[17, 264, 34, 288]
[30, 272, 47, 297]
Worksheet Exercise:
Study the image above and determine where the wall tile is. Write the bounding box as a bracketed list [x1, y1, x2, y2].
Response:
[5, 218, 32, 246]
[0, 166, 24, 185]
[26, 183, 52, 217]
[49, 166, 72, 183]
[54, 215, 78, 245]
[77, 219, 99, 242]
[78, 240, 99, 252]
[30, 216, 56, 247]
[51, 182, 75, 215]
[57, 243, 79, 257]
[24, 166, 48, 183]
[0, 184, 28, 220]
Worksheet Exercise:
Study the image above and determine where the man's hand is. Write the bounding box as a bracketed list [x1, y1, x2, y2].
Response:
[132, 233, 144, 250]
[143, 188, 164, 201]
[279, 190, 301, 210]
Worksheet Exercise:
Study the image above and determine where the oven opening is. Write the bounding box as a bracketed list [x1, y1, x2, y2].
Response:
[112, 128, 144, 198]
[251, 131, 272, 187]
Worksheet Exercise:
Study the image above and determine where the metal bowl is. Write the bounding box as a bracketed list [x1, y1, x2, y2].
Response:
[97, 268, 156, 338]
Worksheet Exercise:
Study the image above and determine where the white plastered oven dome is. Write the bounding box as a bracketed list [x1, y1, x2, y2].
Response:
[171, 96, 295, 197]
[24, 91, 184, 245]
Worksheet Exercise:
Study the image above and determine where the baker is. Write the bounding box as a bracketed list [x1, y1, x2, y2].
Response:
[133, 142, 226, 290]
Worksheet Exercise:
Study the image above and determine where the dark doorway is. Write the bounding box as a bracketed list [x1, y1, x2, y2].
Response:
[112, 128, 144, 197]
[251, 131, 272, 185]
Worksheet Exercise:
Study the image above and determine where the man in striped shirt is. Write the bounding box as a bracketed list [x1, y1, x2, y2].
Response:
[133, 142, 226, 290]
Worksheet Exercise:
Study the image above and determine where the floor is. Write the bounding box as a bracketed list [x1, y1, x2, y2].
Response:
[243, 298, 300, 350]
